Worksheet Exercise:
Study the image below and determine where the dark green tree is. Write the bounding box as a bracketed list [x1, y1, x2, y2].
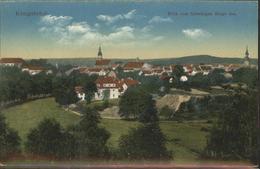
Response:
[25, 118, 77, 159]
[72, 108, 110, 158]
[119, 87, 158, 122]
[0, 113, 21, 159]
[204, 90, 258, 162]
[119, 122, 171, 159]
[84, 81, 97, 103]
[52, 76, 79, 106]
[118, 90, 171, 159]
[232, 67, 257, 89]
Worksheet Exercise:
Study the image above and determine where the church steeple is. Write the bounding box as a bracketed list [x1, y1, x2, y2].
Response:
[245, 46, 249, 58]
[97, 45, 103, 59]
[244, 46, 250, 66]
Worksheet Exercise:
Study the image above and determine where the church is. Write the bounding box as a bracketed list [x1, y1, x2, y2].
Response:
[243, 46, 250, 67]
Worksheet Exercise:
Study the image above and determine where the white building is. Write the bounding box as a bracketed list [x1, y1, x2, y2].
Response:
[94, 76, 140, 100]
[22, 65, 52, 75]
[0, 58, 25, 68]
[75, 86, 86, 101]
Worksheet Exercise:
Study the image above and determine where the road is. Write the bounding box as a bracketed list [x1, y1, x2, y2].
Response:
[0, 163, 257, 169]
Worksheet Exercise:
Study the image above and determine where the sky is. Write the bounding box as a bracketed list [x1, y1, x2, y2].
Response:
[0, 1, 258, 59]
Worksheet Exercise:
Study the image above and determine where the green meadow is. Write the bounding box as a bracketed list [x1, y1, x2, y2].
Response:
[2, 97, 210, 162]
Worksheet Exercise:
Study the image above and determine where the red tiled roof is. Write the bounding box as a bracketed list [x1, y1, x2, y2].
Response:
[124, 62, 144, 69]
[95, 76, 120, 88]
[122, 78, 139, 86]
[23, 65, 46, 71]
[95, 59, 111, 66]
[88, 67, 103, 72]
[96, 76, 140, 90]
[0, 58, 25, 64]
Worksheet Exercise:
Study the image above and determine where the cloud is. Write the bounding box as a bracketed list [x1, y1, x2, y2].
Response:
[97, 9, 137, 24]
[182, 28, 211, 40]
[148, 16, 173, 24]
[41, 15, 72, 25]
[106, 26, 135, 41]
[39, 14, 165, 47]
[141, 25, 153, 33]
[67, 22, 91, 34]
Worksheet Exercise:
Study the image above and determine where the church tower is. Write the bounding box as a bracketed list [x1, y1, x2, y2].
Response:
[243, 46, 250, 66]
[97, 45, 103, 59]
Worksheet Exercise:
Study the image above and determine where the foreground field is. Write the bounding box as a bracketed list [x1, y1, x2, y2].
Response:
[3, 98, 209, 162]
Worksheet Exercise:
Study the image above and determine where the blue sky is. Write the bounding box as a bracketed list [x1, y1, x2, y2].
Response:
[0, 1, 258, 59]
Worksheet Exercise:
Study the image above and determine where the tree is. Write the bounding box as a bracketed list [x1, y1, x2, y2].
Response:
[52, 76, 79, 106]
[72, 108, 110, 158]
[119, 87, 158, 122]
[84, 81, 97, 103]
[232, 67, 257, 89]
[204, 90, 258, 162]
[119, 122, 171, 159]
[118, 90, 171, 159]
[171, 65, 185, 80]
[208, 68, 228, 86]
[25, 118, 77, 159]
[0, 113, 21, 159]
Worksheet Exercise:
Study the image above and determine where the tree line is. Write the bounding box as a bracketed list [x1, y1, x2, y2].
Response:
[0, 66, 98, 106]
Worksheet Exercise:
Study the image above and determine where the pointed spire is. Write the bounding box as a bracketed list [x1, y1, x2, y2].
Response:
[97, 45, 103, 59]
[245, 45, 249, 56]
[245, 46, 249, 58]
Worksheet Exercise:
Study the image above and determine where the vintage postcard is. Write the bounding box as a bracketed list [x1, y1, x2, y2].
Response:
[0, 0, 258, 168]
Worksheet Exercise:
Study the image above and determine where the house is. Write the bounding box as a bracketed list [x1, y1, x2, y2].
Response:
[0, 58, 25, 68]
[183, 64, 193, 74]
[120, 78, 140, 92]
[79, 67, 108, 76]
[95, 76, 121, 100]
[225, 64, 241, 72]
[22, 65, 52, 75]
[123, 61, 144, 72]
[88, 67, 108, 76]
[199, 65, 213, 75]
[139, 70, 154, 76]
[75, 86, 85, 101]
[180, 75, 188, 82]
[107, 70, 117, 78]
[163, 66, 173, 73]
[94, 76, 140, 100]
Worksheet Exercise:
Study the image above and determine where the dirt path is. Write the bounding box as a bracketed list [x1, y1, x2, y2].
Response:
[64, 109, 83, 116]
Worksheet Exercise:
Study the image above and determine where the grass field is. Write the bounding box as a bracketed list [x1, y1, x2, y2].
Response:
[2, 98, 80, 143]
[2, 97, 210, 162]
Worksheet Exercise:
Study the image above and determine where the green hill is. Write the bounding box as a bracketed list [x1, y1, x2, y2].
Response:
[46, 55, 257, 66]
[146, 55, 258, 65]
